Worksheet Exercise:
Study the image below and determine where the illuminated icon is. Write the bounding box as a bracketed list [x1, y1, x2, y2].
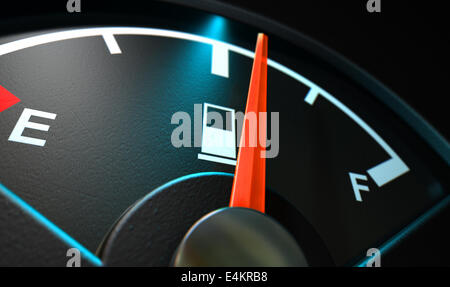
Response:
[198, 103, 236, 166]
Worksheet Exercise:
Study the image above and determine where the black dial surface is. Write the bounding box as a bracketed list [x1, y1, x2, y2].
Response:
[0, 1, 448, 267]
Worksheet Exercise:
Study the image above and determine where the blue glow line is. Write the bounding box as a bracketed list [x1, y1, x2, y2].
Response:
[123, 172, 234, 218]
[153, 171, 234, 195]
[355, 195, 450, 267]
[0, 183, 102, 266]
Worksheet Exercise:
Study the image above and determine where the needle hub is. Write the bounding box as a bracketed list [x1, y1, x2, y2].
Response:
[172, 207, 308, 267]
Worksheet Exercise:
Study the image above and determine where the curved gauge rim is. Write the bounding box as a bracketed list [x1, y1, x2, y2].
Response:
[168, 0, 449, 164]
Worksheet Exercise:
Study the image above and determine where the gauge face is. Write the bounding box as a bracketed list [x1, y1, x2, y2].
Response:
[0, 2, 448, 267]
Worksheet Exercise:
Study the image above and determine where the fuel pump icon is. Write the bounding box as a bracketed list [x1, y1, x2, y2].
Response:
[198, 103, 237, 166]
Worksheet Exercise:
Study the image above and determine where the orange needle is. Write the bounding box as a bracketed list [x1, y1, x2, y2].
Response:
[229, 33, 268, 213]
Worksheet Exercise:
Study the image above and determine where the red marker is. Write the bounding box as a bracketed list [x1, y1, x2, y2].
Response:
[0, 85, 20, 112]
[229, 33, 268, 213]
